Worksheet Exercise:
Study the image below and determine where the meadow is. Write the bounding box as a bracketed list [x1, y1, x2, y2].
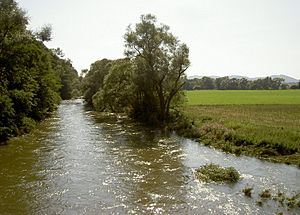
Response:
[182, 90, 300, 166]
[186, 90, 300, 105]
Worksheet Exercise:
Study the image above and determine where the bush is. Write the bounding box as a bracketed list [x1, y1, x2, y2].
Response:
[20, 117, 36, 133]
[242, 187, 253, 197]
[168, 110, 201, 138]
[195, 163, 240, 183]
[259, 189, 271, 199]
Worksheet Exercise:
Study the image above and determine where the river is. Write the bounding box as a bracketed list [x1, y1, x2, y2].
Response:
[0, 100, 299, 214]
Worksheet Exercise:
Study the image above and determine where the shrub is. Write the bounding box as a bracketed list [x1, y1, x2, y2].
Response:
[168, 110, 201, 138]
[259, 189, 271, 199]
[242, 187, 253, 197]
[195, 163, 240, 183]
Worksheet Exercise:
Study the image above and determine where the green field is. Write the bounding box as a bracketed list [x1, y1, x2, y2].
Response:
[186, 90, 300, 105]
[182, 90, 300, 166]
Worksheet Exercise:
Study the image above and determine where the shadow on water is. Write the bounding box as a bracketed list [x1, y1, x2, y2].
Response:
[0, 99, 299, 214]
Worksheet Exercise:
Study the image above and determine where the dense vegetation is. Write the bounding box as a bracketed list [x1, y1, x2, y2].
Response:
[290, 81, 300, 89]
[82, 14, 189, 124]
[80, 15, 299, 166]
[0, 0, 80, 142]
[3, 1, 298, 168]
[195, 163, 240, 183]
[184, 76, 295, 90]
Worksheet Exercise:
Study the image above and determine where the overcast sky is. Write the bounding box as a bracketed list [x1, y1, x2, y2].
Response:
[17, 0, 300, 79]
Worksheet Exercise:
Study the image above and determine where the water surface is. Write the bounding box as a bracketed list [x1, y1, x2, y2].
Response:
[0, 100, 299, 214]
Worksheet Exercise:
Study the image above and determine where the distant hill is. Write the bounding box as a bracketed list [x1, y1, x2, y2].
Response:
[188, 74, 299, 84]
[188, 75, 218, 79]
[269, 75, 298, 84]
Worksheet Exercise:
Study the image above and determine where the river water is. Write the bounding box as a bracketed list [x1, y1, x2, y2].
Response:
[0, 100, 299, 214]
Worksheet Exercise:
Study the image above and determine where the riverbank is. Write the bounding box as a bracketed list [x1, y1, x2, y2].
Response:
[1, 100, 299, 214]
[178, 104, 300, 167]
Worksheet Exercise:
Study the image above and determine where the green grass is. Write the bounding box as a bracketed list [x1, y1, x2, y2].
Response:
[195, 163, 240, 183]
[186, 90, 300, 105]
[181, 90, 300, 166]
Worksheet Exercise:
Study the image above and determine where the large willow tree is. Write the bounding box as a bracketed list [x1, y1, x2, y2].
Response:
[124, 14, 190, 123]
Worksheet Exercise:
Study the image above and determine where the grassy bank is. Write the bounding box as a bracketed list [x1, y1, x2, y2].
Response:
[181, 90, 300, 166]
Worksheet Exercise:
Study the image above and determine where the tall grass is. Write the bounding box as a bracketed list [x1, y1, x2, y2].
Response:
[182, 90, 300, 166]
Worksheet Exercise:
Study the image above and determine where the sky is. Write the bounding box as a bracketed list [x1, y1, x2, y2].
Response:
[17, 0, 300, 79]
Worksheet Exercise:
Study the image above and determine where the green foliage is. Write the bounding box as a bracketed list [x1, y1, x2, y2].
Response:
[0, 0, 28, 45]
[0, 95, 16, 140]
[195, 163, 240, 183]
[0, 0, 80, 142]
[92, 59, 134, 112]
[124, 14, 189, 123]
[50, 53, 80, 100]
[183, 104, 300, 166]
[259, 189, 271, 199]
[167, 110, 201, 138]
[286, 193, 300, 209]
[0, 37, 60, 140]
[184, 76, 286, 90]
[84, 14, 190, 125]
[290, 81, 300, 89]
[82, 59, 112, 105]
[253, 189, 300, 210]
[35, 24, 52, 42]
[242, 187, 253, 198]
[20, 117, 36, 133]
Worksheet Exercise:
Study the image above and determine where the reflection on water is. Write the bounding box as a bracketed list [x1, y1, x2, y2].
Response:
[0, 99, 299, 214]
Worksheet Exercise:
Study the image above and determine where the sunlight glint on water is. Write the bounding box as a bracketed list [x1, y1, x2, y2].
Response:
[0, 99, 299, 214]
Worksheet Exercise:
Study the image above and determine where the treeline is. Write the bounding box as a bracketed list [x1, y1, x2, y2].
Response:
[290, 82, 300, 89]
[82, 14, 189, 124]
[184, 76, 292, 90]
[0, 0, 80, 142]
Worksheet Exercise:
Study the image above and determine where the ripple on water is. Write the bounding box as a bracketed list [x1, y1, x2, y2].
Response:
[1, 100, 299, 215]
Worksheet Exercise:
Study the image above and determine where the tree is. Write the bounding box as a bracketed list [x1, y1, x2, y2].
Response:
[0, 31, 61, 140]
[0, 0, 28, 47]
[201, 77, 215, 89]
[1, 0, 30, 141]
[124, 14, 190, 123]
[250, 77, 283, 90]
[215, 77, 222, 90]
[92, 58, 134, 112]
[50, 52, 80, 100]
[35, 24, 52, 42]
[215, 77, 230, 90]
[183, 78, 202, 90]
[228, 78, 239, 90]
[0, 0, 79, 142]
[82, 59, 112, 105]
[238, 78, 250, 90]
[271, 78, 283, 90]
